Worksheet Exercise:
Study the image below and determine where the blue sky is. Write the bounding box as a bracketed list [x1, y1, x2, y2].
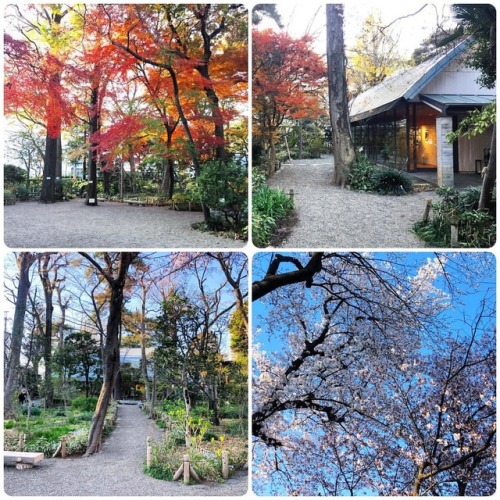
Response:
[252, 251, 496, 495]
[253, 252, 496, 353]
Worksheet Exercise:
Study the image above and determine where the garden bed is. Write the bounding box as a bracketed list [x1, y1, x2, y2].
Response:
[4, 400, 117, 457]
[143, 402, 247, 483]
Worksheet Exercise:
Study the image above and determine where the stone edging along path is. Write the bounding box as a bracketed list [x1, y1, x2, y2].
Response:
[4, 404, 248, 497]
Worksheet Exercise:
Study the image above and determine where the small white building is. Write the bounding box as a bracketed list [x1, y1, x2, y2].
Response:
[350, 38, 496, 186]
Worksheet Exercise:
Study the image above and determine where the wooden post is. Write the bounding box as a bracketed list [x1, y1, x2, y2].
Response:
[189, 464, 201, 483]
[289, 189, 294, 205]
[183, 454, 190, 484]
[61, 436, 67, 458]
[146, 437, 152, 468]
[173, 455, 200, 483]
[222, 450, 229, 480]
[173, 463, 184, 481]
[422, 199, 432, 223]
[18, 433, 26, 451]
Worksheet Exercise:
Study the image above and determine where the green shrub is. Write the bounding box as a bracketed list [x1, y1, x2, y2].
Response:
[220, 405, 242, 419]
[71, 396, 98, 412]
[251, 213, 276, 248]
[349, 157, 413, 195]
[4, 190, 16, 204]
[24, 437, 58, 455]
[194, 160, 248, 232]
[252, 186, 294, 247]
[162, 399, 186, 418]
[276, 150, 290, 165]
[167, 426, 186, 447]
[67, 411, 92, 424]
[4, 164, 27, 184]
[156, 419, 167, 429]
[458, 210, 496, 247]
[458, 186, 481, 211]
[15, 185, 31, 201]
[371, 167, 413, 195]
[303, 137, 324, 159]
[252, 168, 267, 190]
[144, 442, 177, 480]
[348, 156, 377, 191]
[223, 419, 247, 437]
[144, 463, 174, 481]
[4, 420, 15, 429]
[77, 411, 94, 422]
[188, 448, 222, 482]
[65, 428, 89, 455]
[414, 186, 496, 247]
[21, 406, 42, 416]
[170, 192, 198, 206]
[203, 431, 219, 442]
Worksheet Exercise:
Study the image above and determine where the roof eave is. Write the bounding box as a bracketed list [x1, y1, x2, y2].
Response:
[403, 38, 473, 100]
[350, 98, 404, 123]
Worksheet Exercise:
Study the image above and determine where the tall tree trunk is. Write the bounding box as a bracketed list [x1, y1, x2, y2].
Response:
[56, 136, 63, 179]
[140, 287, 150, 402]
[56, 288, 68, 348]
[161, 126, 176, 200]
[149, 362, 156, 419]
[109, 36, 211, 221]
[197, 64, 226, 161]
[267, 137, 277, 177]
[40, 32, 63, 204]
[56, 288, 69, 405]
[83, 252, 138, 456]
[4, 253, 36, 418]
[479, 125, 496, 211]
[183, 381, 192, 448]
[40, 134, 58, 203]
[84, 366, 91, 398]
[128, 144, 137, 194]
[298, 120, 303, 160]
[39, 254, 55, 408]
[326, 4, 356, 187]
[82, 129, 88, 180]
[167, 67, 211, 222]
[161, 158, 175, 200]
[209, 381, 220, 426]
[196, 8, 227, 162]
[86, 86, 100, 206]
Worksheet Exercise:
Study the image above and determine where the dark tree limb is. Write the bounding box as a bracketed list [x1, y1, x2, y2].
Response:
[252, 252, 324, 301]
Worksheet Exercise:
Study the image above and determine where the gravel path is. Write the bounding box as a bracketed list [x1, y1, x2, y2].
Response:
[267, 156, 438, 248]
[4, 403, 248, 496]
[4, 199, 245, 249]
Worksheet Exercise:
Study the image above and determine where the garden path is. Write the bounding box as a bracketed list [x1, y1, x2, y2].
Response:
[266, 155, 438, 248]
[4, 403, 248, 496]
[4, 199, 245, 249]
